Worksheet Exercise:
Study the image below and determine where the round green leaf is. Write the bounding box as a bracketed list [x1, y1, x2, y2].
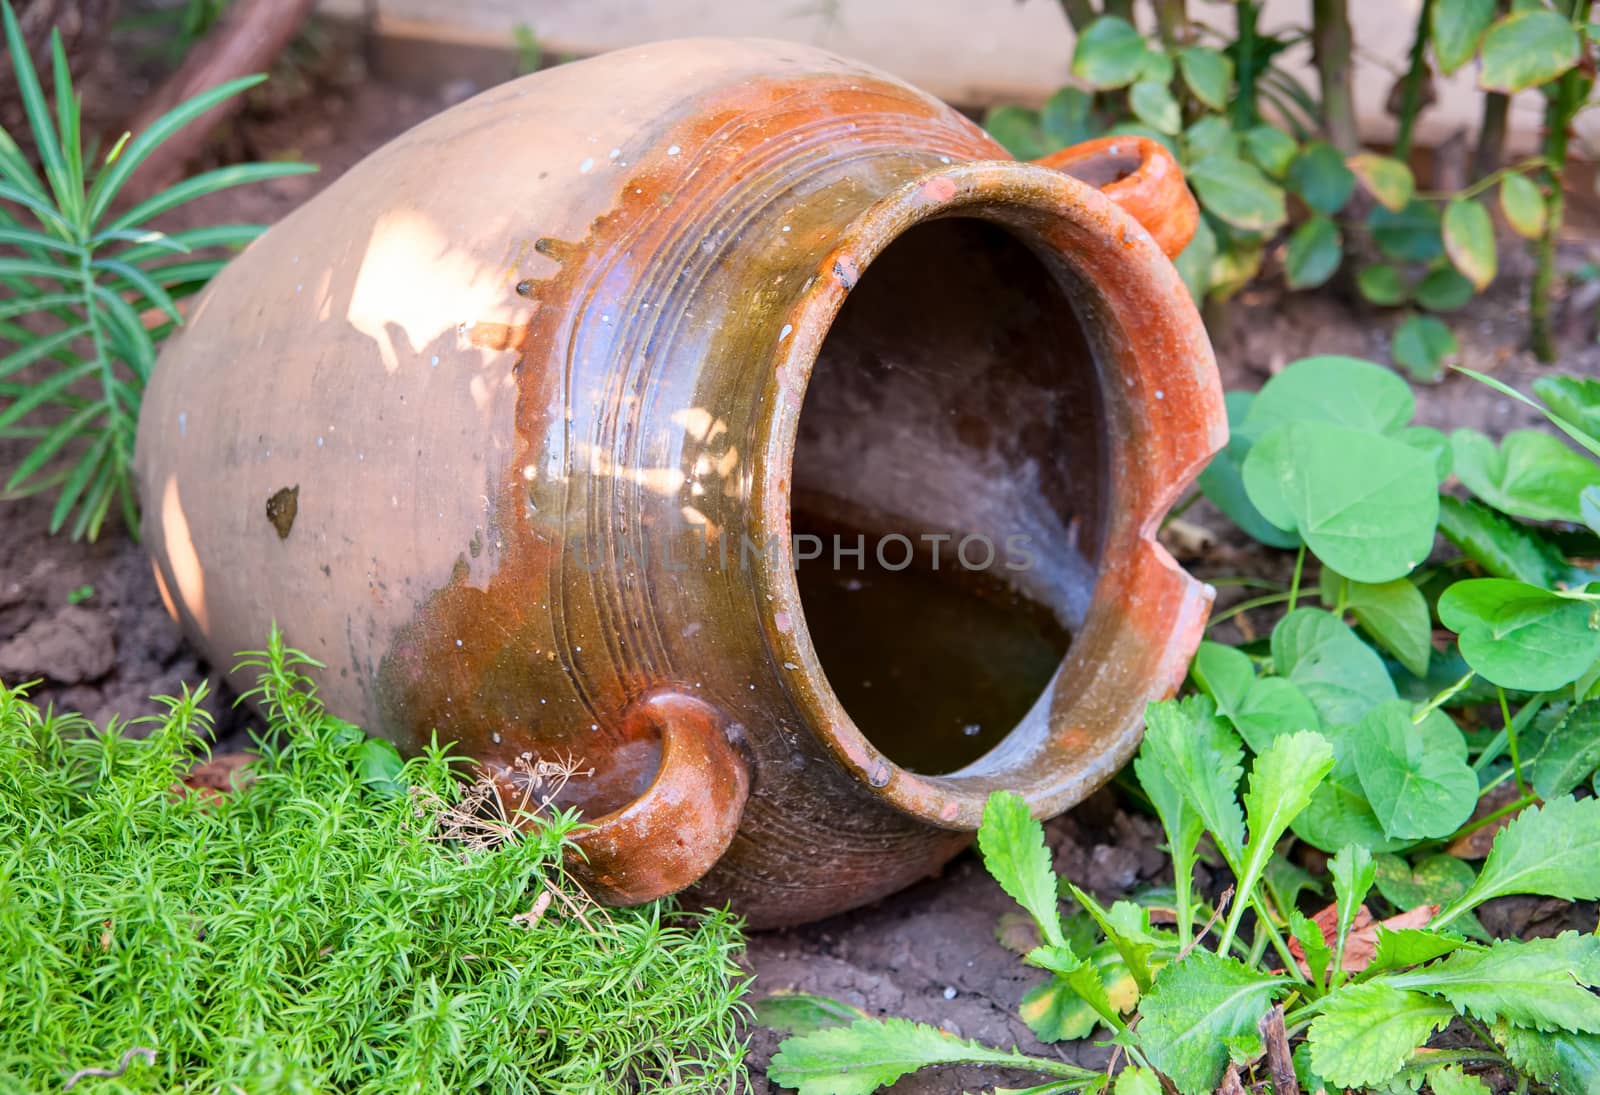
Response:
[1243, 422, 1439, 582]
[1041, 87, 1098, 147]
[1185, 116, 1240, 161]
[985, 105, 1048, 159]
[1198, 391, 1303, 548]
[1353, 702, 1478, 841]
[1272, 608, 1399, 727]
[1414, 265, 1476, 312]
[1443, 197, 1497, 290]
[1358, 264, 1410, 307]
[1287, 141, 1357, 215]
[1451, 427, 1600, 523]
[1243, 355, 1416, 440]
[1285, 215, 1342, 290]
[1243, 125, 1298, 178]
[1499, 172, 1547, 239]
[1322, 568, 1435, 678]
[1139, 49, 1176, 85]
[1432, 0, 1497, 74]
[1480, 10, 1581, 94]
[1072, 16, 1150, 89]
[1130, 79, 1182, 135]
[1177, 46, 1234, 110]
[1187, 154, 1288, 232]
[1369, 199, 1445, 263]
[1348, 153, 1416, 212]
[1391, 314, 1459, 382]
[1439, 578, 1600, 692]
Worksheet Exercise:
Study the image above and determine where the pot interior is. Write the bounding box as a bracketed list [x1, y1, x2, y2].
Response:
[790, 215, 1108, 775]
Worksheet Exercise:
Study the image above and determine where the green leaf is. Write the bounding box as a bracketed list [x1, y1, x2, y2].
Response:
[1243, 422, 1439, 582]
[1437, 495, 1575, 588]
[1237, 731, 1334, 906]
[1137, 952, 1288, 1095]
[1375, 854, 1485, 934]
[1236, 679, 1323, 754]
[978, 791, 1064, 947]
[1392, 314, 1458, 382]
[1243, 355, 1415, 439]
[1112, 1066, 1163, 1095]
[1198, 392, 1303, 548]
[1072, 16, 1150, 89]
[1438, 578, 1600, 692]
[1177, 47, 1233, 110]
[985, 105, 1048, 160]
[1187, 154, 1288, 232]
[1285, 215, 1342, 290]
[1183, 116, 1239, 161]
[1026, 944, 1122, 1033]
[754, 992, 871, 1035]
[1243, 125, 1297, 178]
[1458, 367, 1600, 463]
[1521, 701, 1600, 800]
[1272, 608, 1398, 726]
[1369, 199, 1445, 263]
[1443, 197, 1497, 290]
[1308, 982, 1454, 1088]
[1404, 424, 1454, 483]
[1294, 756, 1409, 853]
[1287, 141, 1356, 215]
[1392, 933, 1600, 1032]
[1358, 264, 1410, 306]
[1352, 702, 1478, 841]
[1321, 569, 1433, 677]
[1480, 9, 1581, 93]
[1534, 374, 1600, 441]
[354, 738, 405, 797]
[1452, 428, 1599, 524]
[1040, 88, 1098, 148]
[1439, 797, 1600, 926]
[1368, 927, 1469, 972]
[1348, 153, 1415, 212]
[1289, 908, 1333, 986]
[1415, 264, 1477, 312]
[1141, 697, 1246, 866]
[1066, 887, 1159, 992]
[1173, 213, 1218, 303]
[1019, 940, 1138, 1042]
[1432, 0, 1498, 73]
[1129, 80, 1181, 135]
[1500, 172, 1547, 239]
[1330, 843, 1377, 965]
[768, 1017, 1092, 1094]
[1497, 1024, 1600, 1091]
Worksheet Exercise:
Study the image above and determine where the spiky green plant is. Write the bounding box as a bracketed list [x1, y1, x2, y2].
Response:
[0, 0, 313, 539]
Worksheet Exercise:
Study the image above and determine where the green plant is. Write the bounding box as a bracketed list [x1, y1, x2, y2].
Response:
[0, 0, 312, 539]
[0, 630, 749, 1092]
[764, 355, 1600, 1093]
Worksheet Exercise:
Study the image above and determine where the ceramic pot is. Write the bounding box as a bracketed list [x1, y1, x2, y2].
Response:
[135, 37, 1226, 928]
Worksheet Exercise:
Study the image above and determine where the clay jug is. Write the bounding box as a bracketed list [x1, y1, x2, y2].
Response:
[135, 37, 1226, 929]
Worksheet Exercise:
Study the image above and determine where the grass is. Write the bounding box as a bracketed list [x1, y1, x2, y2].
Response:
[0, 634, 749, 1093]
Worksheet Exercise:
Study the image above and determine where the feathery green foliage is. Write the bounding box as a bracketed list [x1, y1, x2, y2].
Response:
[0, 634, 748, 1092]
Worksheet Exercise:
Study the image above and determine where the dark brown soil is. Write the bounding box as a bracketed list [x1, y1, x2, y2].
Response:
[4, 26, 1600, 1093]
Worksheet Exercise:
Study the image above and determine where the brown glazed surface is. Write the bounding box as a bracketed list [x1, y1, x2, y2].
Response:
[134, 38, 1226, 928]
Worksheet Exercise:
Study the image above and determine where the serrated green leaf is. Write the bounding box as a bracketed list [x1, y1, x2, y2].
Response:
[1067, 886, 1159, 992]
[1534, 375, 1600, 442]
[1392, 933, 1600, 1032]
[1187, 154, 1288, 232]
[1272, 608, 1398, 726]
[1368, 927, 1469, 973]
[768, 1017, 1095, 1094]
[1307, 982, 1454, 1088]
[1432, 0, 1497, 73]
[1497, 1023, 1600, 1091]
[1521, 701, 1600, 800]
[1348, 153, 1415, 212]
[1443, 198, 1497, 290]
[1438, 578, 1600, 692]
[1240, 731, 1335, 888]
[1177, 47, 1233, 110]
[1500, 172, 1547, 239]
[1243, 423, 1439, 582]
[1331, 843, 1377, 970]
[1072, 16, 1150, 89]
[1453, 428, 1599, 525]
[1019, 940, 1138, 1042]
[1285, 215, 1342, 290]
[1438, 495, 1576, 588]
[1129, 80, 1181, 135]
[1437, 798, 1600, 926]
[1137, 951, 1289, 1095]
[979, 791, 1064, 947]
[1358, 264, 1410, 306]
[1289, 907, 1333, 987]
[1140, 696, 1246, 867]
[1288, 141, 1356, 215]
[1392, 315, 1458, 383]
[1480, 9, 1581, 93]
[1369, 199, 1445, 264]
[1352, 702, 1478, 841]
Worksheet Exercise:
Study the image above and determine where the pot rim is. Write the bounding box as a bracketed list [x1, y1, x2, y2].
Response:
[749, 158, 1227, 831]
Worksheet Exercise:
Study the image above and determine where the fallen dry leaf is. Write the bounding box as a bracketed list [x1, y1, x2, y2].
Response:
[1287, 901, 1437, 975]
[177, 751, 258, 800]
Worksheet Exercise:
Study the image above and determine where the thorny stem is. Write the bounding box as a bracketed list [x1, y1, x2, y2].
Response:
[1392, 0, 1435, 162]
[1531, 0, 1591, 362]
[1312, 0, 1359, 153]
[1499, 686, 1527, 797]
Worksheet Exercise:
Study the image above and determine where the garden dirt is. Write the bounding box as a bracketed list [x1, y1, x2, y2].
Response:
[4, 44, 1599, 1094]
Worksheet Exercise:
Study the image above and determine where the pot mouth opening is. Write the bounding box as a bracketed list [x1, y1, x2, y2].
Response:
[755, 160, 1137, 826]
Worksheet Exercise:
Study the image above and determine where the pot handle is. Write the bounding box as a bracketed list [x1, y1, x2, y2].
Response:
[566, 689, 750, 905]
[1032, 136, 1199, 259]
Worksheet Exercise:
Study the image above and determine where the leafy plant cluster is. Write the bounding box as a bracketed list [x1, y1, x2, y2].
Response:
[0, 634, 749, 1093]
[0, 0, 310, 539]
[761, 355, 1600, 1093]
[987, 0, 1598, 368]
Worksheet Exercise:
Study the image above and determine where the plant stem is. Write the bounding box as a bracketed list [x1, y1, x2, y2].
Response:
[1473, 0, 1512, 178]
[1448, 791, 1538, 848]
[1208, 591, 1294, 630]
[1530, 14, 1591, 362]
[1231, 1, 1264, 130]
[1154, 0, 1190, 47]
[1499, 686, 1527, 797]
[1287, 544, 1307, 613]
[1103, 0, 1134, 20]
[1473, 692, 1548, 773]
[1413, 670, 1476, 722]
[1392, 0, 1435, 162]
[1057, 0, 1096, 31]
[1311, 0, 1359, 153]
